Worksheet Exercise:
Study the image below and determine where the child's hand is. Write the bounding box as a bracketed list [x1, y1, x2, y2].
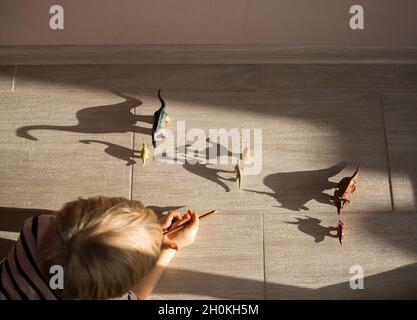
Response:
[160, 209, 199, 251]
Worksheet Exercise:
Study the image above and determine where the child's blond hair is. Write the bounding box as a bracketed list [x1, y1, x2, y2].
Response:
[38, 196, 162, 299]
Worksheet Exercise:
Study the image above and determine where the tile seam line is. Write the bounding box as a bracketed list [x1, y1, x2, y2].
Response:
[379, 92, 395, 212]
[129, 104, 136, 200]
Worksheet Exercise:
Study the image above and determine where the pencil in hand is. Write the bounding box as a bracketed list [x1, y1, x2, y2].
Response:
[163, 210, 219, 235]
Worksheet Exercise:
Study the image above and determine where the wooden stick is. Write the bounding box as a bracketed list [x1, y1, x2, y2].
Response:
[163, 210, 219, 235]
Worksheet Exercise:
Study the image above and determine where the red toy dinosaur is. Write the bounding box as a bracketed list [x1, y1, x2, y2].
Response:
[336, 220, 346, 245]
[334, 164, 360, 214]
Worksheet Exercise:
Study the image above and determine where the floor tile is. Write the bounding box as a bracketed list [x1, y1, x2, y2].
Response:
[151, 213, 264, 299]
[260, 64, 400, 90]
[264, 212, 417, 299]
[15, 65, 259, 91]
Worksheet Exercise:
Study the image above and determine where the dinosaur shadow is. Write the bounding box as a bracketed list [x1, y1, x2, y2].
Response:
[160, 138, 238, 163]
[79, 139, 140, 166]
[182, 163, 235, 192]
[16, 92, 152, 141]
[201, 137, 239, 161]
[179, 138, 238, 192]
[155, 138, 238, 192]
[245, 162, 346, 211]
[286, 216, 338, 243]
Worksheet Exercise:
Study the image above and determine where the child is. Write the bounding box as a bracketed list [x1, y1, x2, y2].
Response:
[0, 196, 199, 300]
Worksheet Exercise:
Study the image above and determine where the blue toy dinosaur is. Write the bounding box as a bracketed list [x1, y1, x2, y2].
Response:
[152, 89, 170, 147]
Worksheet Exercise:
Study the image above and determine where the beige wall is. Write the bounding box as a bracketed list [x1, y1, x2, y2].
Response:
[0, 0, 416, 46]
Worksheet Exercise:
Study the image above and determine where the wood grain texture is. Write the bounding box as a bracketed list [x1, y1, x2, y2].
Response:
[0, 91, 133, 210]
[260, 64, 417, 90]
[264, 212, 417, 299]
[151, 213, 264, 299]
[382, 92, 417, 211]
[1, 46, 417, 65]
[398, 65, 417, 90]
[132, 89, 391, 214]
[0, 66, 14, 90]
[14, 65, 258, 91]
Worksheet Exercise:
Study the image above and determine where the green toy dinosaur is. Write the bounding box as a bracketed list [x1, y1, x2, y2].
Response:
[141, 143, 149, 166]
[152, 89, 170, 148]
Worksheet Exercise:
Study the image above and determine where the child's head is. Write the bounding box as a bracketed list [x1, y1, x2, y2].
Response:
[39, 196, 162, 299]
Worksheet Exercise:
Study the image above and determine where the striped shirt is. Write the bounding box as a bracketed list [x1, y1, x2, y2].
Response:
[0, 214, 137, 300]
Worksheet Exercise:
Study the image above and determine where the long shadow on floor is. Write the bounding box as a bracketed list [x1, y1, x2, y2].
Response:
[79, 139, 141, 166]
[158, 138, 238, 192]
[160, 138, 238, 163]
[286, 216, 338, 243]
[15, 92, 151, 141]
[194, 138, 238, 193]
[245, 162, 345, 211]
[182, 163, 235, 193]
[155, 264, 417, 299]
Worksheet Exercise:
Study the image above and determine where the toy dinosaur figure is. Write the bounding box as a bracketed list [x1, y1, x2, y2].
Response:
[242, 143, 251, 161]
[336, 220, 346, 245]
[152, 89, 170, 148]
[334, 164, 360, 214]
[235, 162, 242, 189]
[141, 143, 149, 166]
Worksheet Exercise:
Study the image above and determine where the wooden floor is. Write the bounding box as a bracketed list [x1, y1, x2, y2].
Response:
[0, 64, 416, 299]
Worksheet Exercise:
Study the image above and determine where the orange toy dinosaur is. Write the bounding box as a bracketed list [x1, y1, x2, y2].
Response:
[334, 164, 360, 214]
[337, 220, 346, 245]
